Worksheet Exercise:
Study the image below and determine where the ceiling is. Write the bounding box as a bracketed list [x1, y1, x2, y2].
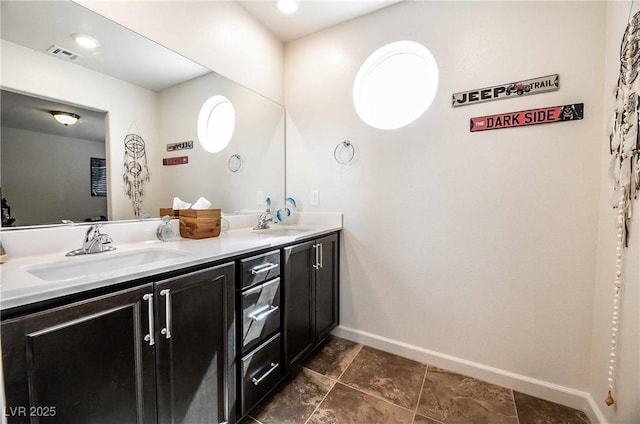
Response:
[238, 0, 403, 42]
[1, 90, 106, 143]
[1, 0, 209, 143]
[0, 0, 208, 92]
[0, 0, 402, 148]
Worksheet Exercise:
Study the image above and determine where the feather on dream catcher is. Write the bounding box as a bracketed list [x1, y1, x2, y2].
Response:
[605, 7, 640, 407]
[122, 124, 150, 217]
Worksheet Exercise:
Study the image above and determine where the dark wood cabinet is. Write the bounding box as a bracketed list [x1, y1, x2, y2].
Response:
[2, 284, 157, 423]
[1, 262, 235, 424]
[236, 250, 284, 418]
[154, 264, 235, 424]
[1, 232, 340, 424]
[283, 233, 339, 369]
[314, 234, 339, 341]
[283, 240, 316, 368]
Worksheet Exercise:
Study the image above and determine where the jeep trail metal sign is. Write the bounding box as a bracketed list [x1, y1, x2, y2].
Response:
[452, 74, 559, 107]
[470, 103, 583, 132]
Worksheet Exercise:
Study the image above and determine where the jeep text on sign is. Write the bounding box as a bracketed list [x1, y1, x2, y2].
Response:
[167, 140, 194, 152]
[452, 74, 559, 107]
[470, 103, 583, 132]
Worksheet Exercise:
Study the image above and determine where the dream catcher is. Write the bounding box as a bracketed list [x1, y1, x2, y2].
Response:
[605, 7, 640, 407]
[122, 123, 150, 217]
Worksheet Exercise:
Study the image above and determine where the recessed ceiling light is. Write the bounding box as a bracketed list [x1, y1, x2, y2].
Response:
[50, 111, 80, 126]
[71, 33, 100, 49]
[277, 0, 298, 14]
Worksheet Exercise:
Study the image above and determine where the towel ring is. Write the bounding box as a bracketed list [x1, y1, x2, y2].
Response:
[334, 140, 355, 165]
[228, 154, 242, 172]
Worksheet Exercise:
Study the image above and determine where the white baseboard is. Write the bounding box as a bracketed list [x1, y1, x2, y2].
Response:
[332, 325, 608, 424]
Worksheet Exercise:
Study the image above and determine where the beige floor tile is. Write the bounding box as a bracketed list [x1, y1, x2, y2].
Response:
[340, 346, 427, 410]
[308, 382, 414, 424]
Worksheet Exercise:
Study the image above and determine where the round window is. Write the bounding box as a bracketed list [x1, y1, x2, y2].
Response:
[197, 95, 235, 153]
[353, 41, 438, 130]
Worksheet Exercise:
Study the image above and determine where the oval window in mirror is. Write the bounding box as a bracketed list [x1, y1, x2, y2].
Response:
[197, 95, 235, 153]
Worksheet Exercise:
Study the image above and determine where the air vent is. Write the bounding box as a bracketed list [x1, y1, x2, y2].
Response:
[46, 45, 80, 61]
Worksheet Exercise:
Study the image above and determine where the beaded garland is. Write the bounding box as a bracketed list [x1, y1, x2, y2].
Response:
[606, 7, 640, 407]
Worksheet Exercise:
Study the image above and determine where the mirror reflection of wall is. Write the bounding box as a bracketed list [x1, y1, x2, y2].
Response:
[0, 90, 107, 226]
[159, 73, 285, 214]
[0, 0, 285, 228]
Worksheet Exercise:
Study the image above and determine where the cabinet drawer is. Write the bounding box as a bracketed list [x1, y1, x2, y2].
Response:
[242, 278, 281, 353]
[240, 250, 280, 289]
[241, 333, 283, 416]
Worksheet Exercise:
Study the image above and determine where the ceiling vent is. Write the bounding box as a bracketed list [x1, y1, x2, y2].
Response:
[46, 45, 80, 61]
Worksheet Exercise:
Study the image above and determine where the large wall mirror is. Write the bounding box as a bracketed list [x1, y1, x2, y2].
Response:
[0, 0, 285, 228]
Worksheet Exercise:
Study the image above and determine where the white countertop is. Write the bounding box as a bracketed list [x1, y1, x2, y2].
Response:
[0, 222, 341, 312]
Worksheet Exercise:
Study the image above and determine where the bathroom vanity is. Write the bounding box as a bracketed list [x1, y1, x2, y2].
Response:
[0, 222, 340, 424]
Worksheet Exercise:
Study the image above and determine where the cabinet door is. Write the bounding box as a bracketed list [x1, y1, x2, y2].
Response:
[154, 263, 235, 424]
[315, 234, 339, 342]
[1, 284, 156, 424]
[283, 241, 315, 369]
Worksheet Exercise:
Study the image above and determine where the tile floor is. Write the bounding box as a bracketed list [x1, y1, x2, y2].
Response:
[241, 336, 591, 424]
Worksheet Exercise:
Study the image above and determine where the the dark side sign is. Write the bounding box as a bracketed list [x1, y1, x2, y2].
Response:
[470, 103, 583, 132]
[453, 74, 559, 107]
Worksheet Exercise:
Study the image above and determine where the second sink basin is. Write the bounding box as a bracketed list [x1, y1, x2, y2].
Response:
[24, 248, 190, 282]
[253, 227, 313, 237]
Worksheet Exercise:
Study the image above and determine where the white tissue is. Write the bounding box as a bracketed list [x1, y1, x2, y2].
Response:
[191, 197, 212, 210]
[173, 197, 192, 210]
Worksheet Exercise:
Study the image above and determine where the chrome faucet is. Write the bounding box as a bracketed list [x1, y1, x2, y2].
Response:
[66, 224, 116, 256]
[253, 212, 273, 230]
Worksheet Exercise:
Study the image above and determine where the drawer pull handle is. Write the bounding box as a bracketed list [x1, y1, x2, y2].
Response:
[251, 263, 279, 275]
[252, 362, 279, 386]
[160, 289, 172, 339]
[248, 305, 279, 321]
[143, 293, 155, 346]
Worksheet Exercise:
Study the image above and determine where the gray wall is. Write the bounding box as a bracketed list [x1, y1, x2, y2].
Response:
[1, 126, 107, 226]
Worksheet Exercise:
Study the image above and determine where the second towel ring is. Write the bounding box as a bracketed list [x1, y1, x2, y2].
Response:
[228, 154, 242, 172]
[334, 140, 355, 165]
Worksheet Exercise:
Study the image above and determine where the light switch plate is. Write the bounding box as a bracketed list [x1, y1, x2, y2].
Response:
[310, 190, 319, 206]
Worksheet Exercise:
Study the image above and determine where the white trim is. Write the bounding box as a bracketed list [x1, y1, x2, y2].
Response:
[586, 392, 610, 424]
[332, 325, 607, 424]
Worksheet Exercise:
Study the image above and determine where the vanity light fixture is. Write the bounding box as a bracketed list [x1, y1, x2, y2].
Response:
[50, 111, 80, 126]
[277, 0, 298, 14]
[71, 33, 100, 49]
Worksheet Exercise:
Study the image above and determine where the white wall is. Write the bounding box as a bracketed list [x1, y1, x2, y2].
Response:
[286, 0, 605, 403]
[75, 0, 285, 104]
[1, 127, 107, 226]
[0, 40, 161, 221]
[589, 2, 640, 423]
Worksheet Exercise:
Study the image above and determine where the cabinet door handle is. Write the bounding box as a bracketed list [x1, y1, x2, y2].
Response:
[160, 289, 172, 339]
[143, 293, 155, 346]
[319, 242, 323, 269]
[252, 362, 279, 386]
[248, 305, 279, 321]
[313, 244, 319, 269]
[250, 263, 279, 275]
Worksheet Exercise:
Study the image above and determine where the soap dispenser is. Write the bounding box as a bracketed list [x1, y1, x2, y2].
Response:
[156, 215, 174, 242]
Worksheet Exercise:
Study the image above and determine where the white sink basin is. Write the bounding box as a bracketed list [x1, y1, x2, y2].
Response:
[24, 248, 189, 282]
